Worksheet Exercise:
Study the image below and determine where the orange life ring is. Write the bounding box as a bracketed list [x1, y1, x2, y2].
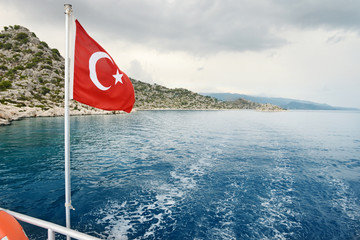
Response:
[0, 210, 28, 240]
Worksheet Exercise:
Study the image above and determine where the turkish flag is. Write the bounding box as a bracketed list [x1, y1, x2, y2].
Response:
[72, 20, 135, 112]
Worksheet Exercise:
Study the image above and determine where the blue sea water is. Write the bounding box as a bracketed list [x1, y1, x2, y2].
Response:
[0, 110, 360, 239]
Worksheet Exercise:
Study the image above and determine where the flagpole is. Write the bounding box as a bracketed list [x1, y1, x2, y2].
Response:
[64, 3, 73, 237]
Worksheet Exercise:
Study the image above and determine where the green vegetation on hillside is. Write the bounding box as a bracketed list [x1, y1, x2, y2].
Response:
[132, 80, 229, 109]
[0, 25, 64, 108]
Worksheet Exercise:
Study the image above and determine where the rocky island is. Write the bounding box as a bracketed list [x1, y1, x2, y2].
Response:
[0, 25, 283, 125]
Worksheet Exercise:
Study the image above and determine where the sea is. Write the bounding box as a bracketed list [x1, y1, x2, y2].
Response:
[0, 110, 360, 240]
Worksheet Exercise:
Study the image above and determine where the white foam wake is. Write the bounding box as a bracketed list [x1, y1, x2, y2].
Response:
[257, 152, 301, 239]
[95, 146, 216, 239]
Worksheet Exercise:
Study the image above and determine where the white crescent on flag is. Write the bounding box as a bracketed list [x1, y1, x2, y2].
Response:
[89, 51, 113, 91]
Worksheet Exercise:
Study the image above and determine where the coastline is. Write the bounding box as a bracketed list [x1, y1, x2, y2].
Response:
[0, 104, 119, 126]
[0, 104, 286, 126]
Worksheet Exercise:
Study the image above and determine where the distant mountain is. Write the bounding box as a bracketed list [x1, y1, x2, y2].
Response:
[201, 93, 358, 110]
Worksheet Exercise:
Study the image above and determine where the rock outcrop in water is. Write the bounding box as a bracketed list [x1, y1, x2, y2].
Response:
[0, 25, 283, 125]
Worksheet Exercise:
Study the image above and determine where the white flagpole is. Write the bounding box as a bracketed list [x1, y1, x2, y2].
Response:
[64, 3, 73, 236]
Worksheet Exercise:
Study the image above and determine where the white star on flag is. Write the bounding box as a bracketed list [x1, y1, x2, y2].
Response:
[113, 70, 123, 85]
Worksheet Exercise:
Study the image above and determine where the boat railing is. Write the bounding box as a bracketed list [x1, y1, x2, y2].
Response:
[0, 207, 101, 240]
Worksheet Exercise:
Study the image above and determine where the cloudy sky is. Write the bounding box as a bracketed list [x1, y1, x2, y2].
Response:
[1, 0, 359, 108]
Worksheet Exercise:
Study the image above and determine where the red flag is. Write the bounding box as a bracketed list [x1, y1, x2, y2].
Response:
[72, 20, 135, 112]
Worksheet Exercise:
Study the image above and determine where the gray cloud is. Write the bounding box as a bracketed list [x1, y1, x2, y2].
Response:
[278, 0, 360, 29]
[74, 0, 288, 53]
[326, 34, 346, 44]
[127, 60, 154, 84]
[2, 0, 360, 54]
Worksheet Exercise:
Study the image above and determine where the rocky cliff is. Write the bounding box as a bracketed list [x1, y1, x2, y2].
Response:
[0, 25, 116, 125]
